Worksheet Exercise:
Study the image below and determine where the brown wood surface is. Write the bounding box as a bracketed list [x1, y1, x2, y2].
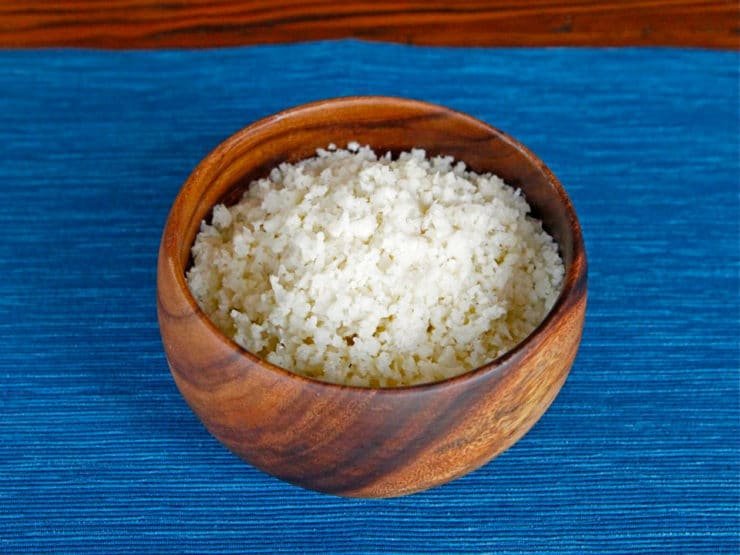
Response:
[156, 96, 588, 497]
[1, 0, 737, 49]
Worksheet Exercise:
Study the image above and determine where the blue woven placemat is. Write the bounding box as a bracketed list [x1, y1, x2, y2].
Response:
[1, 41, 738, 554]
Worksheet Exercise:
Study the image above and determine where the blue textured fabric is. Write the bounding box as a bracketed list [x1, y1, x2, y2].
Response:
[0, 41, 738, 554]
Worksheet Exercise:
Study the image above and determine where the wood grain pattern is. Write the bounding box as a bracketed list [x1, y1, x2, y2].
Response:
[2, 0, 737, 49]
[156, 97, 587, 497]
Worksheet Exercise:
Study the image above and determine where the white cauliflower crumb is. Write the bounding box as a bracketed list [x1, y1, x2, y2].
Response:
[186, 145, 564, 387]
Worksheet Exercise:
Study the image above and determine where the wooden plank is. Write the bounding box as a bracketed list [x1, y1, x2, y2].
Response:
[0, 0, 737, 49]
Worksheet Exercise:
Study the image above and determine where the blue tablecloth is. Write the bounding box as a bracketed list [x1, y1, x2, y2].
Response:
[1, 41, 738, 554]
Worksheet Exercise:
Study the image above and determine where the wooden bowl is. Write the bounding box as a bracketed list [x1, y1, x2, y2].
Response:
[157, 96, 587, 498]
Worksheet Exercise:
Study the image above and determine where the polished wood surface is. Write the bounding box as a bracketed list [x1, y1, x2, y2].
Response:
[156, 97, 588, 497]
[2, 0, 736, 49]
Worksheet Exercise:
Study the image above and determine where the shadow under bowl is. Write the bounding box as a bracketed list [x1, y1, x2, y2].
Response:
[157, 96, 587, 498]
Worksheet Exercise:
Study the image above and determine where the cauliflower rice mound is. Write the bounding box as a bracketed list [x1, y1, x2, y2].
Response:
[187, 143, 564, 387]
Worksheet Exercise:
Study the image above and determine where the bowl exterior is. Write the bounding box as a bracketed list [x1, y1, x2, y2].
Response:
[157, 96, 587, 497]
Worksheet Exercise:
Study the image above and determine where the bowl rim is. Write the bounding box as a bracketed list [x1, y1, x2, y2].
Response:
[160, 95, 587, 393]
